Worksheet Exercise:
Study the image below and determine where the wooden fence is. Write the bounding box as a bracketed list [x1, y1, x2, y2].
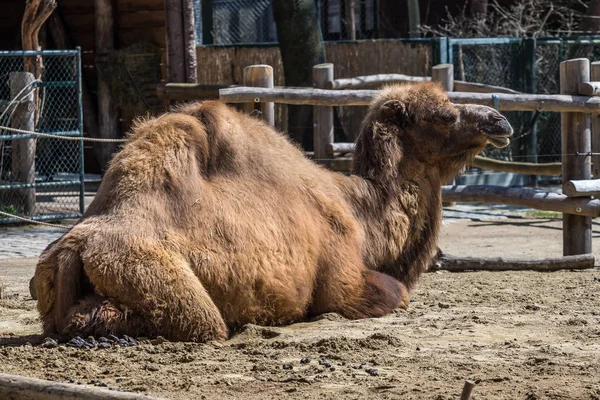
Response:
[219, 59, 600, 258]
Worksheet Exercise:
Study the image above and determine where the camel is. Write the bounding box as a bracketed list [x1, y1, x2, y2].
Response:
[33, 82, 512, 342]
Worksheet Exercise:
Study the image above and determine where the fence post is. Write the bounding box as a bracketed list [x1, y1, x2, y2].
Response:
[243, 65, 274, 126]
[523, 38, 538, 187]
[313, 63, 334, 160]
[591, 61, 600, 178]
[560, 58, 592, 256]
[8, 72, 36, 215]
[433, 37, 448, 65]
[433, 64, 456, 207]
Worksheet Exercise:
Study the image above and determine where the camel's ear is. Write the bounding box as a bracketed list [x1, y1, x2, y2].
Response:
[380, 100, 408, 126]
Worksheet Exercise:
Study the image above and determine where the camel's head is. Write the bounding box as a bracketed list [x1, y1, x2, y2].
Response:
[354, 82, 513, 182]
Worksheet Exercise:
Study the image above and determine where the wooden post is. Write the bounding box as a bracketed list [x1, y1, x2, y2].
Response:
[407, 0, 421, 38]
[9, 72, 36, 215]
[182, 0, 197, 83]
[433, 64, 456, 207]
[560, 58, 592, 255]
[243, 65, 274, 126]
[94, 0, 119, 169]
[591, 61, 600, 178]
[313, 63, 334, 160]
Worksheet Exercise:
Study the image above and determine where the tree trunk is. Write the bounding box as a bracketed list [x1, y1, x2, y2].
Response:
[344, 0, 356, 41]
[582, 0, 600, 32]
[470, 0, 488, 17]
[273, 0, 325, 150]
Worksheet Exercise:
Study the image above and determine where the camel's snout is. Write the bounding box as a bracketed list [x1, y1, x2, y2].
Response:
[468, 106, 513, 148]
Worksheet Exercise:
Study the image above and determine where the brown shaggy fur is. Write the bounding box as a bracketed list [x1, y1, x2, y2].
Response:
[34, 83, 512, 342]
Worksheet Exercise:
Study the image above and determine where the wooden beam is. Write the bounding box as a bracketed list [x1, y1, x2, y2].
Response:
[563, 179, 600, 197]
[182, 0, 197, 83]
[219, 87, 600, 112]
[561, 58, 592, 255]
[471, 156, 561, 176]
[433, 253, 594, 272]
[325, 73, 429, 90]
[578, 81, 600, 96]
[0, 372, 167, 400]
[156, 83, 232, 100]
[441, 185, 600, 217]
[94, 0, 119, 170]
[454, 81, 521, 95]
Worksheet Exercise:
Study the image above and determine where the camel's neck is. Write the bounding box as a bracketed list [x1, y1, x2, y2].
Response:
[343, 160, 444, 290]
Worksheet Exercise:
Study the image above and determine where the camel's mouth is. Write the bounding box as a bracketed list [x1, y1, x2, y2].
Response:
[485, 134, 511, 148]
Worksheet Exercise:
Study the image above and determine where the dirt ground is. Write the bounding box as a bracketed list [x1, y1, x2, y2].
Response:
[1, 216, 600, 399]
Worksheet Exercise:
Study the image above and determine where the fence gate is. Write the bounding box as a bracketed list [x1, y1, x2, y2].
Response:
[0, 49, 84, 224]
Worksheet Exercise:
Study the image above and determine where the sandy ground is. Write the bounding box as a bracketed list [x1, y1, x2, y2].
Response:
[1, 214, 600, 399]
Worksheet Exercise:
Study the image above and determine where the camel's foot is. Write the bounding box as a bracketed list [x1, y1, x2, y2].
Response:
[357, 270, 410, 317]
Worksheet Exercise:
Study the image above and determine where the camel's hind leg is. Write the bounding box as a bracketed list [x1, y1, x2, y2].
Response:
[80, 238, 227, 342]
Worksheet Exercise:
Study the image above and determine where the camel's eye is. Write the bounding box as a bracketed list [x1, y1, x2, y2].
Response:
[430, 106, 459, 126]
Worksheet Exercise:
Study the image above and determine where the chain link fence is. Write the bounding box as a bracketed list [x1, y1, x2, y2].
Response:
[195, 0, 378, 45]
[0, 49, 84, 224]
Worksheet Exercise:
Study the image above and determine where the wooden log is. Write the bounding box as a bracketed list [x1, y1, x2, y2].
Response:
[471, 156, 561, 176]
[94, 0, 119, 170]
[156, 83, 232, 100]
[313, 64, 334, 159]
[325, 74, 430, 90]
[243, 65, 274, 126]
[441, 185, 600, 217]
[328, 143, 562, 176]
[433, 253, 594, 273]
[563, 179, 600, 197]
[578, 81, 600, 96]
[433, 64, 456, 206]
[0, 372, 167, 400]
[591, 63, 600, 178]
[454, 81, 521, 95]
[9, 72, 36, 215]
[219, 87, 600, 112]
[561, 58, 592, 255]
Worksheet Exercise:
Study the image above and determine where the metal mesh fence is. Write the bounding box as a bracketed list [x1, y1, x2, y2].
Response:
[195, 0, 379, 45]
[0, 50, 83, 224]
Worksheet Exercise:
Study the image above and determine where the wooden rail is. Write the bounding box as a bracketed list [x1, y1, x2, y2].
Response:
[219, 87, 600, 112]
[157, 83, 232, 100]
[326, 73, 521, 94]
[441, 185, 600, 217]
[434, 253, 595, 272]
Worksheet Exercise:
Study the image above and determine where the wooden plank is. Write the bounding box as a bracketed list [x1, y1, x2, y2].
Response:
[326, 73, 429, 89]
[313, 64, 335, 159]
[0, 372, 167, 400]
[219, 87, 600, 112]
[560, 58, 592, 255]
[563, 179, 600, 197]
[433, 253, 595, 272]
[453, 81, 521, 95]
[441, 185, 600, 217]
